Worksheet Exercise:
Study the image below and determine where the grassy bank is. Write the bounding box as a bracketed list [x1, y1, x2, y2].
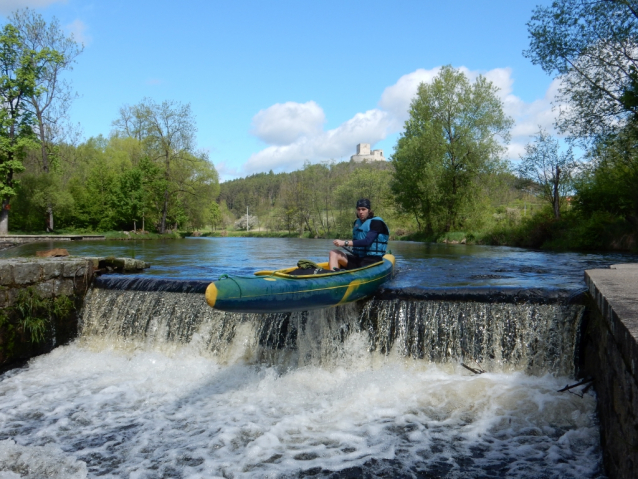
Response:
[9, 210, 637, 253]
[7, 229, 183, 241]
[482, 209, 637, 251]
[380, 207, 637, 253]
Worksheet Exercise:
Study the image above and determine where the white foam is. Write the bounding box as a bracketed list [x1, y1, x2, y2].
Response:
[0, 338, 603, 478]
[0, 440, 87, 479]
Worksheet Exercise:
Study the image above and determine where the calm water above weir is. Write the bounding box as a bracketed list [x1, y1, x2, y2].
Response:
[1, 238, 629, 478]
[2, 237, 637, 289]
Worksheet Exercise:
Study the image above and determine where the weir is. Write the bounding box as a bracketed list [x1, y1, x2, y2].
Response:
[85, 276, 586, 376]
[0, 274, 606, 479]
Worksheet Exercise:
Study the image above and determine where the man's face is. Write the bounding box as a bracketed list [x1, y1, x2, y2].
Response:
[356, 207, 369, 220]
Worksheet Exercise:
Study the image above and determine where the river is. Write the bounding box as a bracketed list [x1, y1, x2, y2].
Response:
[1, 238, 631, 478]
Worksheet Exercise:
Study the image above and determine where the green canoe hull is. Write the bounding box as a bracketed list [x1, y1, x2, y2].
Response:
[206, 254, 395, 313]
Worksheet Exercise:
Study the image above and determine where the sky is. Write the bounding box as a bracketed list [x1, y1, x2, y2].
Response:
[0, 0, 560, 181]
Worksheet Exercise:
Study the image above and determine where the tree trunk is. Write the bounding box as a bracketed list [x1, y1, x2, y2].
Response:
[446, 174, 457, 232]
[38, 118, 54, 232]
[160, 189, 169, 233]
[0, 201, 9, 235]
[553, 165, 561, 219]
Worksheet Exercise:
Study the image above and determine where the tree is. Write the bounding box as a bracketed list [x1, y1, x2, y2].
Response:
[113, 98, 214, 233]
[391, 66, 512, 232]
[525, 0, 638, 140]
[171, 151, 219, 230]
[0, 24, 60, 234]
[573, 122, 638, 227]
[209, 201, 222, 231]
[391, 133, 443, 233]
[517, 129, 575, 219]
[8, 9, 82, 231]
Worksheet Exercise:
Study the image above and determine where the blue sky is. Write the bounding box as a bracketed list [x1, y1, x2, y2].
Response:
[1, 0, 558, 181]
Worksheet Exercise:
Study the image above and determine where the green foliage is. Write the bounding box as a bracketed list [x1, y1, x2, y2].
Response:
[10, 130, 219, 232]
[111, 98, 220, 233]
[52, 294, 74, 319]
[0, 308, 8, 328]
[525, 0, 638, 139]
[514, 0, 638, 251]
[11, 287, 75, 344]
[0, 24, 57, 217]
[9, 171, 73, 231]
[391, 65, 513, 233]
[14, 287, 49, 343]
[208, 201, 222, 231]
[483, 205, 636, 251]
[573, 124, 638, 227]
[218, 160, 397, 237]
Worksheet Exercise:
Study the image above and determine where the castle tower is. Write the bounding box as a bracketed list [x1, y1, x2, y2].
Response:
[351, 143, 386, 162]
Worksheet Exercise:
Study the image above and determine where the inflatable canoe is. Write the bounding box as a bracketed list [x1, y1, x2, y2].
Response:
[205, 254, 395, 313]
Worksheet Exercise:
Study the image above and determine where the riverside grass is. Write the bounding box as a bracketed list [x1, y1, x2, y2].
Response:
[10, 207, 634, 252]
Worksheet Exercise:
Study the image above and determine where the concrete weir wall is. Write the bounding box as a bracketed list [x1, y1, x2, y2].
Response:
[583, 264, 638, 479]
[0, 256, 148, 370]
[0, 234, 105, 245]
[0, 257, 94, 369]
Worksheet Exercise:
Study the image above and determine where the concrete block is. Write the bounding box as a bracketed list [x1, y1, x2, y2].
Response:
[610, 264, 638, 270]
[62, 260, 88, 278]
[585, 264, 638, 479]
[35, 280, 55, 299]
[13, 262, 43, 285]
[0, 263, 13, 285]
[55, 279, 75, 297]
[85, 257, 102, 269]
[0, 287, 8, 308]
[5, 287, 19, 307]
[122, 258, 146, 271]
[42, 260, 63, 280]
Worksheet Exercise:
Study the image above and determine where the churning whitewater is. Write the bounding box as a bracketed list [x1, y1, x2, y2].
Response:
[0, 289, 604, 478]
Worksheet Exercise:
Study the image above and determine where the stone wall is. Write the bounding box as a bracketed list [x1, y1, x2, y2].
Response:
[0, 234, 105, 244]
[0, 256, 148, 370]
[0, 258, 93, 370]
[582, 265, 638, 479]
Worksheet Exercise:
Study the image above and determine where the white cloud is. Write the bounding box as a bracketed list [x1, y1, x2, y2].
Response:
[243, 109, 393, 174]
[481, 67, 515, 97]
[64, 18, 90, 45]
[506, 78, 564, 160]
[242, 66, 561, 174]
[0, 0, 66, 15]
[251, 101, 325, 145]
[378, 67, 442, 125]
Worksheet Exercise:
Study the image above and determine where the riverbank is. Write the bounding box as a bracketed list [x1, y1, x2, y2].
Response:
[394, 210, 638, 253]
[5, 209, 638, 254]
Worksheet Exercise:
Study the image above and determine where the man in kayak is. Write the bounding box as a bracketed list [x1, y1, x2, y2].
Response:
[329, 198, 390, 270]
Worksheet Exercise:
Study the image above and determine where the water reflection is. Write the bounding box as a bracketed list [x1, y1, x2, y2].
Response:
[2, 237, 636, 289]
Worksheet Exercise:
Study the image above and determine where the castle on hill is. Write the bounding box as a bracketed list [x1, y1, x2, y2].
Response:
[350, 143, 386, 162]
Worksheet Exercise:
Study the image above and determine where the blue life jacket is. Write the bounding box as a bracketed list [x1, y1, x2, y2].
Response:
[352, 216, 389, 257]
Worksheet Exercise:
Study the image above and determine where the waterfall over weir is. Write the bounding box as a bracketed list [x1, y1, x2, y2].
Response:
[82, 277, 585, 376]
[0, 278, 603, 479]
